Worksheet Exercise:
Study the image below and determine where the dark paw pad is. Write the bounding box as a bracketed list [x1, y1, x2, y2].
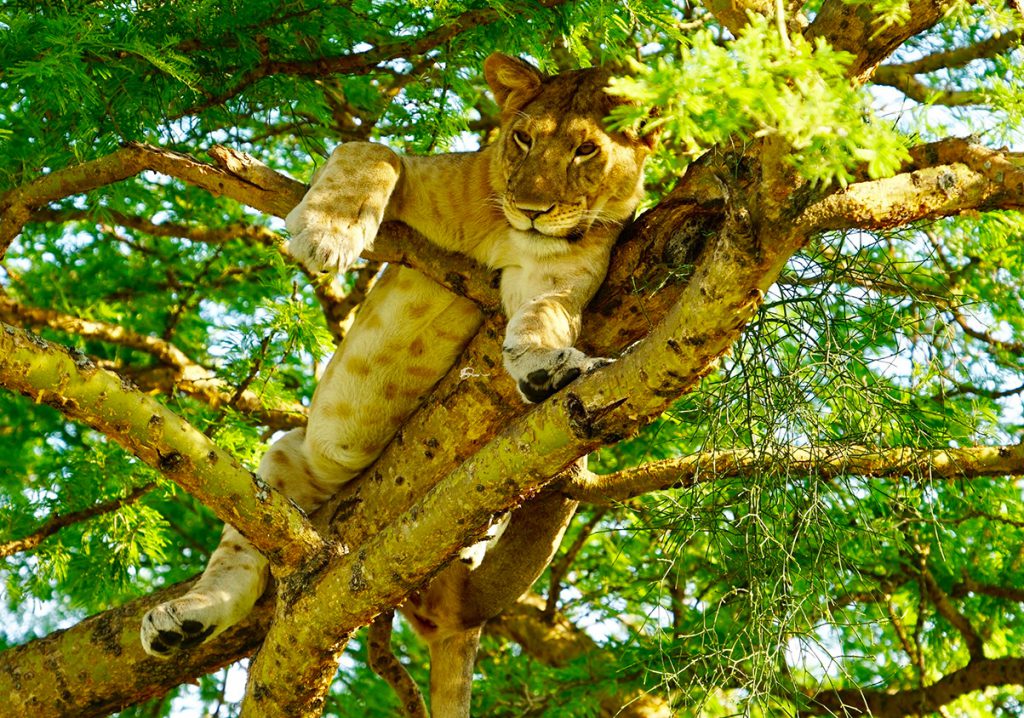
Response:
[148, 630, 180, 655]
[179, 620, 216, 649]
[519, 367, 581, 404]
[149, 621, 216, 654]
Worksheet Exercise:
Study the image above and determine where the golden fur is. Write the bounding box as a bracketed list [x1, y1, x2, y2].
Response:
[140, 53, 651, 717]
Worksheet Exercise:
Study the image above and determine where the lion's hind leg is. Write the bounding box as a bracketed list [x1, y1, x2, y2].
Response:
[140, 428, 346, 657]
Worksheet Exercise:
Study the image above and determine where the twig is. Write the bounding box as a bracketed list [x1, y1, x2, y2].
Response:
[0, 482, 157, 558]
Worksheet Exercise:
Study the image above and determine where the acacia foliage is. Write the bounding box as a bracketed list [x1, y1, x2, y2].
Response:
[2, 1, 1024, 716]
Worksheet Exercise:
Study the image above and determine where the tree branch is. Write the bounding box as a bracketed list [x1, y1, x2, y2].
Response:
[31, 206, 285, 246]
[0, 576, 272, 718]
[952, 576, 1024, 605]
[921, 568, 986, 660]
[701, 0, 776, 36]
[564, 443, 1024, 504]
[0, 293, 309, 427]
[804, 0, 964, 82]
[872, 66, 989, 106]
[0, 482, 156, 559]
[0, 293, 202, 371]
[881, 30, 1021, 76]
[545, 508, 608, 616]
[174, 0, 571, 118]
[869, 32, 1023, 106]
[797, 138, 1024, 233]
[2, 3, 1013, 706]
[0, 143, 301, 255]
[240, 153, 790, 716]
[2, 143, 499, 311]
[799, 656, 1024, 717]
[0, 321, 323, 570]
[488, 592, 673, 717]
[367, 612, 428, 718]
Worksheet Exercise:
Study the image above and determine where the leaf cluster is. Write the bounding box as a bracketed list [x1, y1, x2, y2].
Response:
[608, 16, 911, 187]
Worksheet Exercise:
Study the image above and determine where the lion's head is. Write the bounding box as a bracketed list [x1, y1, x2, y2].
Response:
[483, 53, 654, 241]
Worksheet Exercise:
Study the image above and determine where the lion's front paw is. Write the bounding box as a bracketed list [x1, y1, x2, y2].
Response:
[140, 597, 221, 658]
[505, 347, 612, 403]
[285, 201, 381, 276]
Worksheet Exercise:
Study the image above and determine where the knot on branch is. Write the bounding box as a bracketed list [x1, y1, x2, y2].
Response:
[157, 450, 185, 473]
[565, 392, 628, 443]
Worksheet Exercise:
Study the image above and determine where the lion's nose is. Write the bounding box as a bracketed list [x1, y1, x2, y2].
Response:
[517, 203, 555, 220]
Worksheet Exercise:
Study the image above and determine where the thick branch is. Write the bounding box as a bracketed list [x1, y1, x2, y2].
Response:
[0, 577, 271, 718]
[805, 0, 963, 82]
[565, 442, 1024, 504]
[0, 322, 323, 569]
[240, 156, 790, 716]
[797, 139, 1024, 233]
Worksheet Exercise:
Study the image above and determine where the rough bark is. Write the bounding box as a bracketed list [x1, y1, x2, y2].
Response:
[805, 0, 962, 82]
[0, 578, 271, 718]
[2, 4, 1023, 716]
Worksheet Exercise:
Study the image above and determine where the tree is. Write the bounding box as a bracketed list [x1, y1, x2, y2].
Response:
[1, 0, 1024, 716]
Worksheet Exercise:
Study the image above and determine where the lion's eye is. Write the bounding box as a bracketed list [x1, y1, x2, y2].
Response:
[575, 141, 598, 157]
[512, 130, 532, 150]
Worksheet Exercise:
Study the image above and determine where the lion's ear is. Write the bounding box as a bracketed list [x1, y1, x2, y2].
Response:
[484, 53, 543, 113]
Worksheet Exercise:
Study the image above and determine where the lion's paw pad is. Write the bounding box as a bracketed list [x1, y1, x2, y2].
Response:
[141, 603, 217, 658]
[510, 349, 612, 403]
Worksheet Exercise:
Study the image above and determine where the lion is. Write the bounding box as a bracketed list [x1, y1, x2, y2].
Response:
[141, 53, 653, 716]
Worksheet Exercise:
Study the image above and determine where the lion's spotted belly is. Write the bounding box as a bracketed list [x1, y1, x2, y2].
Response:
[304, 265, 483, 482]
